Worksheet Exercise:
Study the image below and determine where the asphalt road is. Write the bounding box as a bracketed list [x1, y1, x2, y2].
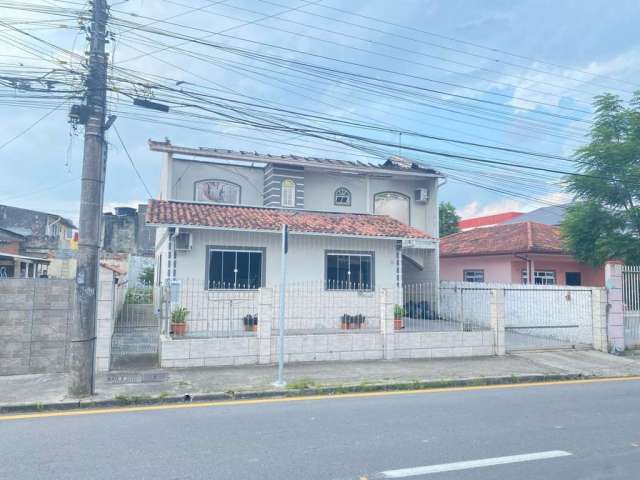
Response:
[2, 379, 640, 479]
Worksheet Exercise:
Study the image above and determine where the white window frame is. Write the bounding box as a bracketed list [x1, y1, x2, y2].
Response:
[334, 187, 351, 206]
[463, 269, 485, 283]
[281, 179, 296, 208]
[534, 270, 556, 285]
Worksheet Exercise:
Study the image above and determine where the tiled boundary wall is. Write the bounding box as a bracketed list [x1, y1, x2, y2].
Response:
[0, 279, 74, 375]
[160, 288, 497, 368]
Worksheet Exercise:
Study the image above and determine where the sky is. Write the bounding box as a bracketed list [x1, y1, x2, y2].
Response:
[0, 0, 639, 224]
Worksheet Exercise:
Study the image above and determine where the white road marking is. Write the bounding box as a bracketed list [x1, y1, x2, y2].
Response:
[380, 450, 572, 478]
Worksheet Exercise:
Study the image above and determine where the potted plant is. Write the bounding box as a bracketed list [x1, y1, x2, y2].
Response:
[341, 313, 366, 330]
[171, 307, 189, 336]
[394, 304, 405, 330]
[243, 314, 258, 332]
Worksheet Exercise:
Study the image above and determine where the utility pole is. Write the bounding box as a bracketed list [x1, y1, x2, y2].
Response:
[68, 0, 109, 397]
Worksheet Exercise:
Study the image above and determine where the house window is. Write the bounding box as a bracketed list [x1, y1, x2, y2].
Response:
[523, 269, 556, 285]
[194, 180, 241, 204]
[208, 248, 263, 289]
[534, 270, 556, 285]
[46, 220, 60, 237]
[281, 179, 296, 207]
[64, 228, 73, 240]
[565, 272, 582, 286]
[334, 187, 351, 206]
[325, 252, 373, 290]
[463, 270, 485, 283]
[374, 192, 410, 225]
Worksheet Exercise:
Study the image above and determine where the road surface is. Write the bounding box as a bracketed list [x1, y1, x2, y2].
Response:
[2, 378, 640, 479]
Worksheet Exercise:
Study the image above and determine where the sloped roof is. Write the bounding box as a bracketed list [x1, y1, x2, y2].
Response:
[440, 221, 564, 257]
[458, 211, 523, 230]
[146, 200, 430, 240]
[148, 140, 442, 177]
[503, 204, 571, 226]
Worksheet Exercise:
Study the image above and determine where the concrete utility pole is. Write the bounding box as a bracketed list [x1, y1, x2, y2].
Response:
[68, 0, 109, 397]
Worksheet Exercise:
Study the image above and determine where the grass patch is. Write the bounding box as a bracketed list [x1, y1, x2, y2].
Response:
[286, 378, 319, 390]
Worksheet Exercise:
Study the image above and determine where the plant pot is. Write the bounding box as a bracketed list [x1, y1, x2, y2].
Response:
[341, 321, 349, 330]
[244, 324, 257, 332]
[171, 323, 186, 336]
[394, 318, 404, 330]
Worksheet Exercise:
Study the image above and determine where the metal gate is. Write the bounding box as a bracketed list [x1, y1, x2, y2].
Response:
[623, 266, 640, 349]
[110, 282, 160, 368]
[504, 287, 593, 351]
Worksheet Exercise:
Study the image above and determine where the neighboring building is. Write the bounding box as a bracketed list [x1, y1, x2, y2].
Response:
[147, 140, 442, 289]
[0, 205, 76, 278]
[457, 211, 523, 231]
[101, 204, 156, 285]
[0, 204, 77, 255]
[503, 203, 571, 226]
[102, 204, 156, 256]
[440, 221, 604, 287]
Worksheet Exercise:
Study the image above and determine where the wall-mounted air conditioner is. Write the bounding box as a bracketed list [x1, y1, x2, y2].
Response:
[174, 232, 192, 251]
[415, 188, 429, 203]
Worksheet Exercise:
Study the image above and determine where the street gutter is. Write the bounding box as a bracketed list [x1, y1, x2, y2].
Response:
[0, 373, 603, 415]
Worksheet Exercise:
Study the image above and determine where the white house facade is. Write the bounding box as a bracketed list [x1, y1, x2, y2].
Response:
[147, 140, 442, 292]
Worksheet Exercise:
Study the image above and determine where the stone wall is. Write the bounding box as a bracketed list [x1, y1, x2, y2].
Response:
[0, 279, 74, 375]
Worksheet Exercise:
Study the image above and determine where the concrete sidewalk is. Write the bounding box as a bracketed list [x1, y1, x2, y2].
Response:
[2, 350, 640, 412]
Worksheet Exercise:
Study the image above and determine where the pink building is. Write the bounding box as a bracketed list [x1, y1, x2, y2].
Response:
[440, 221, 604, 287]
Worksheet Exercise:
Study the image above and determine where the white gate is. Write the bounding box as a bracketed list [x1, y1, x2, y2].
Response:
[504, 286, 593, 351]
[623, 266, 640, 349]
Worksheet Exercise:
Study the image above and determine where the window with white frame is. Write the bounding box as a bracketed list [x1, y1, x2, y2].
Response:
[463, 270, 484, 283]
[46, 220, 60, 237]
[208, 248, 263, 289]
[334, 187, 351, 206]
[522, 269, 556, 285]
[281, 179, 296, 207]
[534, 270, 556, 285]
[325, 251, 373, 290]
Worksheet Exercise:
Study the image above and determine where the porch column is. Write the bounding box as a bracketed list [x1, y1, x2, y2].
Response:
[605, 260, 625, 353]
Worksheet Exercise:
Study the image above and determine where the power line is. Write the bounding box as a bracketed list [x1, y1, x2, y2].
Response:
[0, 99, 68, 151]
[112, 123, 152, 198]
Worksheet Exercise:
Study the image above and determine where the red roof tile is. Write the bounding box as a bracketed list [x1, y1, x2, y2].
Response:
[458, 211, 523, 229]
[146, 200, 429, 239]
[440, 221, 564, 257]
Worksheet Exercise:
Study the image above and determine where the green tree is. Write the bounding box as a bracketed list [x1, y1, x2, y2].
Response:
[439, 201, 461, 237]
[561, 92, 640, 266]
[138, 266, 155, 285]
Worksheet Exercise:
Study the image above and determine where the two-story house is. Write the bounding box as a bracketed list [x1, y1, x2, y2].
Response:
[0, 204, 78, 278]
[146, 140, 442, 292]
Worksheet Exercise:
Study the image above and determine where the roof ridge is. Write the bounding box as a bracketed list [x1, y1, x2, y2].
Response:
[152, 198, 393, 218]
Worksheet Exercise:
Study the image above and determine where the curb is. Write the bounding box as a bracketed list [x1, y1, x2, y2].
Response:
[0, 373, 596, 415]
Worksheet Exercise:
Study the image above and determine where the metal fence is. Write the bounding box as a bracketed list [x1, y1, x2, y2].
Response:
[274, 281, 380, 333]
[164, 279, 258, 338]
[623, 265, 640, 348]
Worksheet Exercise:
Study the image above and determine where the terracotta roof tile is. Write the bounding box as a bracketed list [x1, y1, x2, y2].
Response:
[440, 221, 564, 257]
[146, 200, 429, 240]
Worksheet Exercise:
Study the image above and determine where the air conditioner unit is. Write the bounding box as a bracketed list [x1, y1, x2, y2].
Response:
[415, 188, 429, 203]
[174, 232, 192, 251]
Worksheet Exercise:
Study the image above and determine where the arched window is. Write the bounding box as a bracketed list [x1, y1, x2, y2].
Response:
[281, 179, 296, 207]
[194, 180, 241, 204]
[374, 192, 410, 225]
[334, 187, 351, 206]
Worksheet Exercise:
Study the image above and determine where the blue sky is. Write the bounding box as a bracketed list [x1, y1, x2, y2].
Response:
[1, 0, 639, 222]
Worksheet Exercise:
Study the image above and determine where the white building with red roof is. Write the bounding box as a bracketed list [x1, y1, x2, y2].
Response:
[146, 140, 442, 290]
